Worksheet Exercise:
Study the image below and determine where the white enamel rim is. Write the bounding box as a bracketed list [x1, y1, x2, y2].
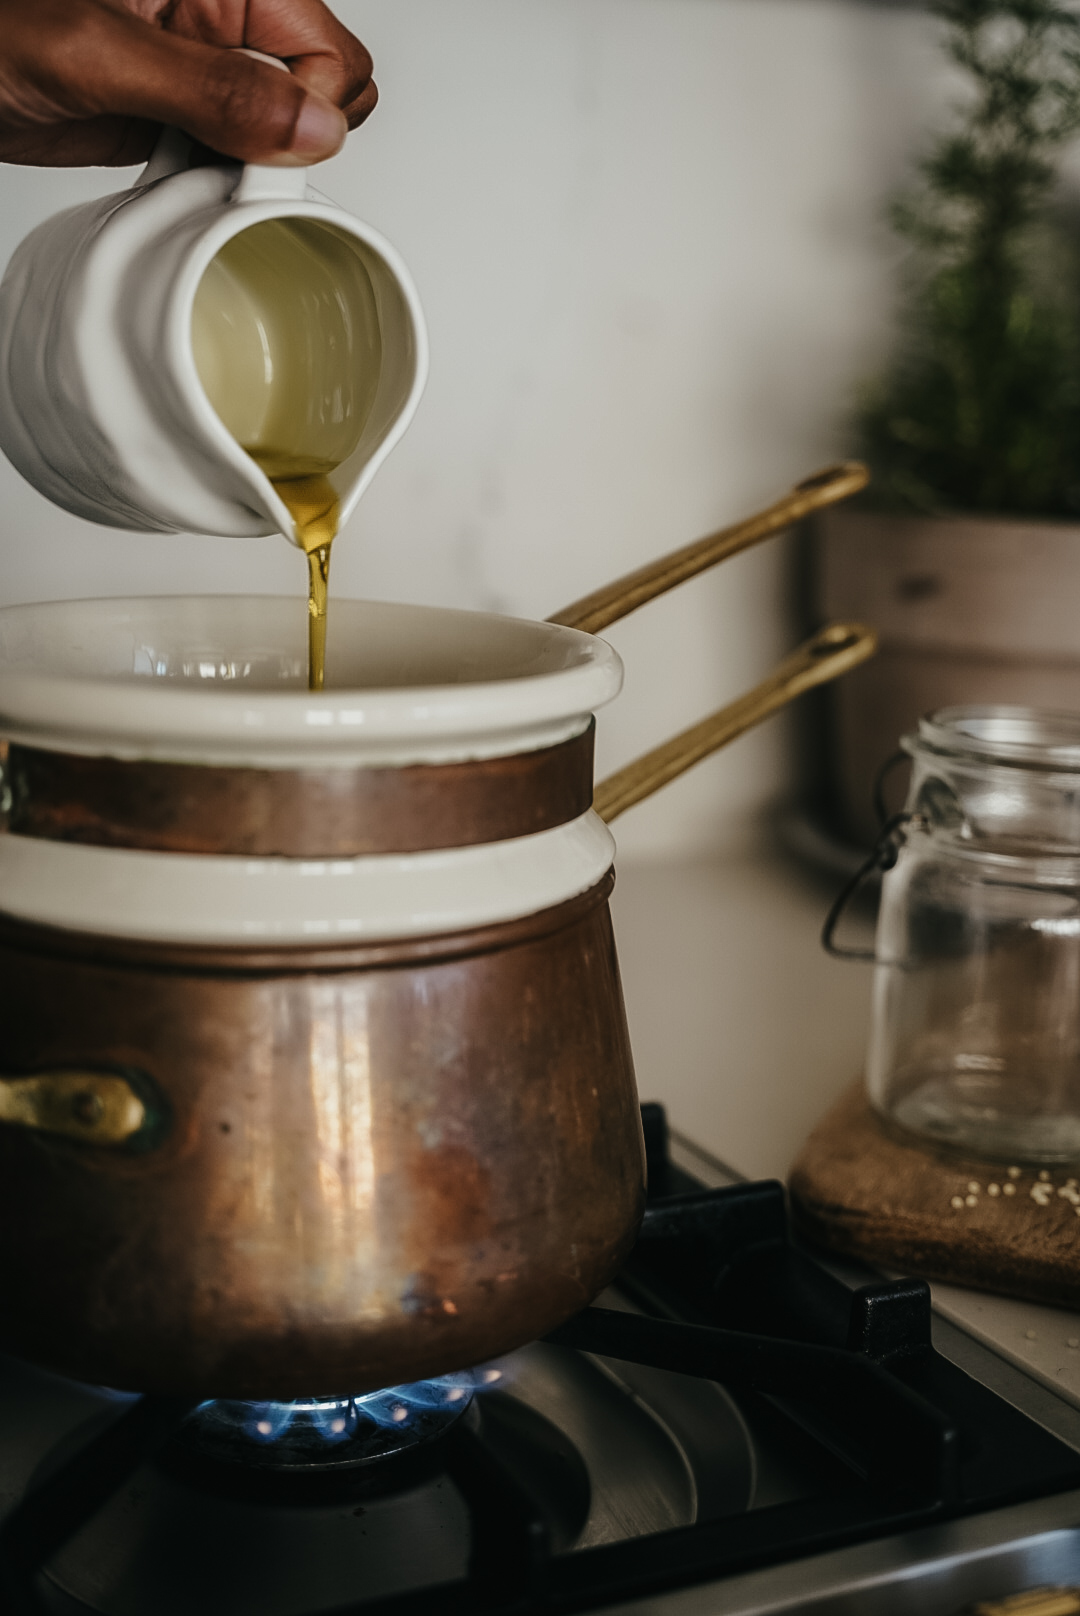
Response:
[0, 814, 616, 944]
[0, 596, 624, 767]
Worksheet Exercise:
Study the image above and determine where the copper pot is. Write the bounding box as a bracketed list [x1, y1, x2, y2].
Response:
[0, 466, 873, 1397]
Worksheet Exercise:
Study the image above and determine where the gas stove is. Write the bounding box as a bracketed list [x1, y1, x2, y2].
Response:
[3, 1104, 1080, 1616]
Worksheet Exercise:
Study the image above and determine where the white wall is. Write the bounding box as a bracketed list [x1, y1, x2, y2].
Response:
[0, 0, 949, 857]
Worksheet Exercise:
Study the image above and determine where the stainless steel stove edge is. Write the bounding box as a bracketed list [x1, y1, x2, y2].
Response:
[606, 1488, 1080, 1616]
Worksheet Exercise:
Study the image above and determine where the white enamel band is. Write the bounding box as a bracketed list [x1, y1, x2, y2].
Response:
[0, 812, 616, 945]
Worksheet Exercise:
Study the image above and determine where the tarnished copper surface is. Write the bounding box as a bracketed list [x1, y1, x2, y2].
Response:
[0, 873, 644, 1397]
[4, 723, 594, 856]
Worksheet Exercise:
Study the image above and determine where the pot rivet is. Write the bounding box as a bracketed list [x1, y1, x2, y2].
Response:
[71, 1090, 105, 1126]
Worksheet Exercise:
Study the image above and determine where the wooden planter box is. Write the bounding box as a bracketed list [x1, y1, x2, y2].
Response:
[810, 506, 1080, 848]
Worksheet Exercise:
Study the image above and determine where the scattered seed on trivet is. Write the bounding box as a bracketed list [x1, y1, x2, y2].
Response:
[1026, 1330, 1038, 1340]
[1069, 1339, 1080, 1349]
[946, 1173, 1069, 1208]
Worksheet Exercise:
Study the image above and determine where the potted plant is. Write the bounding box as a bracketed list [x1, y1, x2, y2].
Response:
[811, 0, 1080, 849]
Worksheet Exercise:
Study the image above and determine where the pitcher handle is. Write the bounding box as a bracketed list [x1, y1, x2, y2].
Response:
[548, 461, 868, 635]
[138, 125, 197, 186]
[593, 621, 876, 823]
[137, 48, 308, 201]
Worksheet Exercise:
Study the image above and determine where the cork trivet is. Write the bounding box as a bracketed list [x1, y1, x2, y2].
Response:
[788, 1083, 1080, 1309]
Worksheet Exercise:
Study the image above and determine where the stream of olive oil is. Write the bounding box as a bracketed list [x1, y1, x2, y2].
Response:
[189, 218, 383, 692]
[252, 461, 340, 692]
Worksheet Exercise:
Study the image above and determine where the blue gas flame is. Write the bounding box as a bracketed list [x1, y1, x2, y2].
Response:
[202, 1363, 506, 1447]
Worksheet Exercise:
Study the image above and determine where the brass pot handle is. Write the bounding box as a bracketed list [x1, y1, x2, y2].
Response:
[0, 1068, 152, 1147]
[548, 461, 868, 634]
[593, 621, 877, 823]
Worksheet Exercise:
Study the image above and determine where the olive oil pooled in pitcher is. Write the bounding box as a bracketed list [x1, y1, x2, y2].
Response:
[190, 218, 383, 689]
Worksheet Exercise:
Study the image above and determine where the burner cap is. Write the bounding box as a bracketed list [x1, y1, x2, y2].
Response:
[164, 1380, 474, 1501]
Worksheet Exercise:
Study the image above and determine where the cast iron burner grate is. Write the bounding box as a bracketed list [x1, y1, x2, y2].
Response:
[4, 1102, 1080, 1616]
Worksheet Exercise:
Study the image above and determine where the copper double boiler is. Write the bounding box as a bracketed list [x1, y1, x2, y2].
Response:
[0, 468, 873, 1398]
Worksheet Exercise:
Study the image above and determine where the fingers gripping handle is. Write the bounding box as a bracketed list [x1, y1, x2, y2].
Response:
[139, 48, 308, 200]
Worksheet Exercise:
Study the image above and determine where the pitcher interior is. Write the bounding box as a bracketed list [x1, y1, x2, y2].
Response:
[191, 219, 384, 487]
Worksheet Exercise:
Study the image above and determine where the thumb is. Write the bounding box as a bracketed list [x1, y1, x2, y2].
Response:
[50, 7, 348, 164]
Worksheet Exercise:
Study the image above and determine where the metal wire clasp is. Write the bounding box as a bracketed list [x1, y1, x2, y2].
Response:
[821, 811, 917, 962]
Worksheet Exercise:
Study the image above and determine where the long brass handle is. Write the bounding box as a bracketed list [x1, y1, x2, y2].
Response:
[593, 621, 877, 823]
[0, 1069, 148, 1146]
[548, 461, 868, 635]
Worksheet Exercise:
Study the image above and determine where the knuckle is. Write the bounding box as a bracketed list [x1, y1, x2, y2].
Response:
[340, 37, 374, 103]
[353, 41, 375, 83]
[202, 54, 297, 149]
[345, 80, 378, 128]
[203, 56, 260, 123]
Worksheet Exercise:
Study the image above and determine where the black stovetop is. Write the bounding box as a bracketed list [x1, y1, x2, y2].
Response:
[3, 1102, 1080, 1616]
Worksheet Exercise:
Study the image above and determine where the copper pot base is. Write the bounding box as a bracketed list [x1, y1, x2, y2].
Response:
[0, 874, 644, 1397]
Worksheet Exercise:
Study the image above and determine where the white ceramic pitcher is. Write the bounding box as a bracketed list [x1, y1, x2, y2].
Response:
[0, 116, 427, 542]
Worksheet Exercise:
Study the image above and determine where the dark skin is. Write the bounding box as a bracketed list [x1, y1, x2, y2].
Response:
[0, 0, 376, 167]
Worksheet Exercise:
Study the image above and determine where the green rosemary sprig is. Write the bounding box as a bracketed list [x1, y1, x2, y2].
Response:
[859, 0, 1080, 516]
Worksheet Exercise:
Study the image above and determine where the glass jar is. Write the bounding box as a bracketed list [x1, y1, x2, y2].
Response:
[868, 706, 1080, 1164]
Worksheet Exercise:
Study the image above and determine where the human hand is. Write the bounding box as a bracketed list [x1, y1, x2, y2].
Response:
[0, 0, 375, 167]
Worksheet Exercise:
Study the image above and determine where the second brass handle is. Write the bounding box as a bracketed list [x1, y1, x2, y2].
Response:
[593, 621, 877, 823]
